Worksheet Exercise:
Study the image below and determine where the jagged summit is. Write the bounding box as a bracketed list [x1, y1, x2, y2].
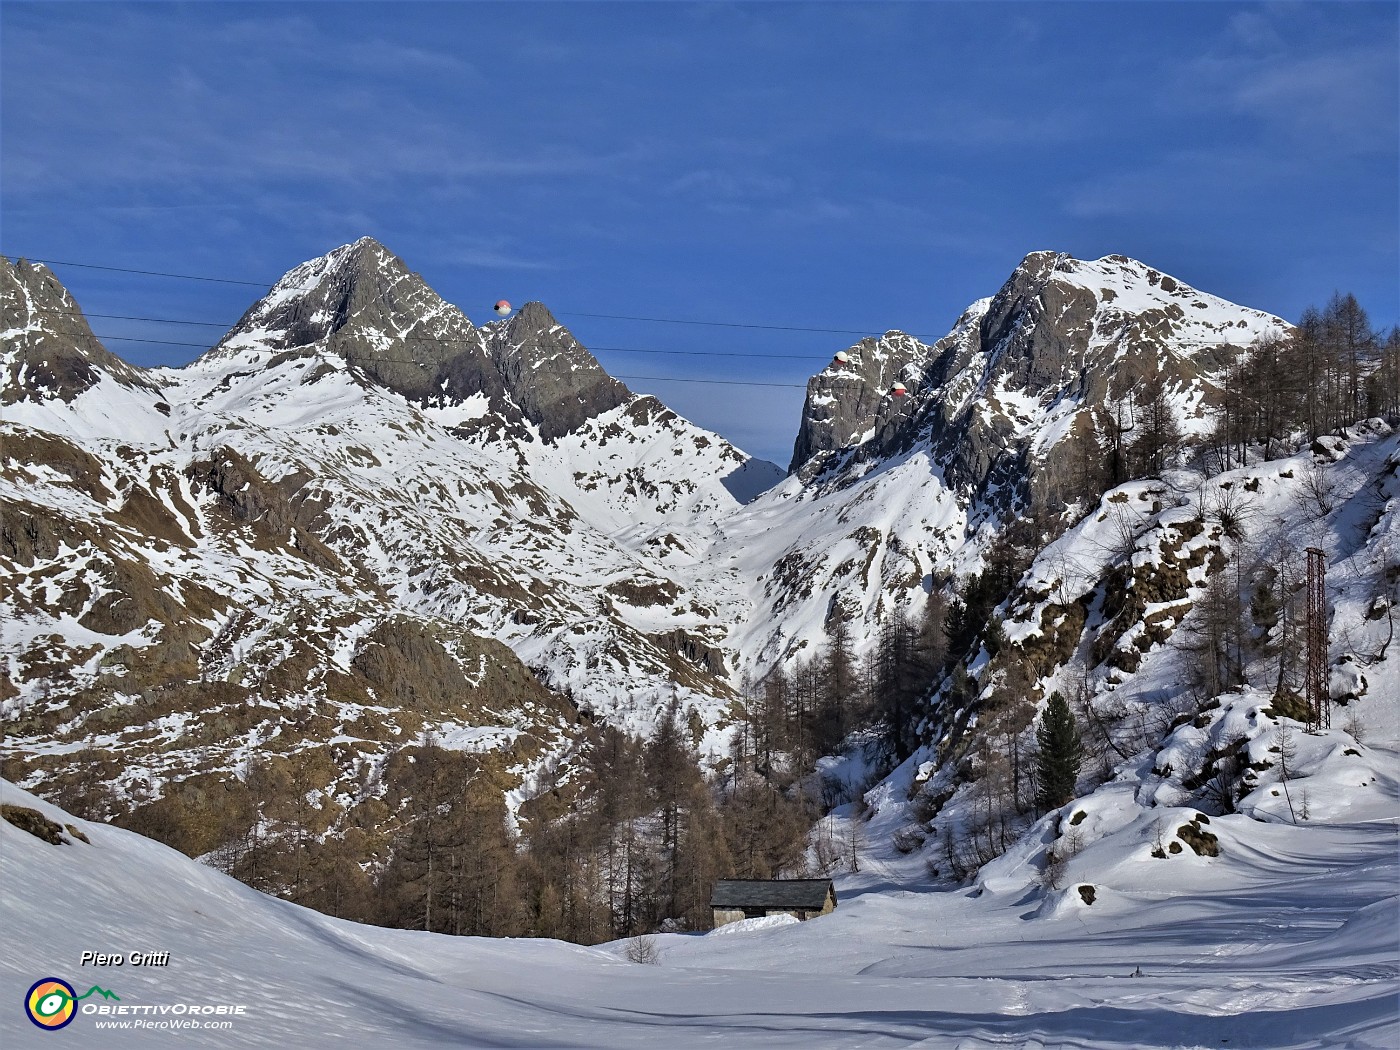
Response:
[1, 256, 162, 405]
[789, 251, 1289, 505]
[198, 241, 638, 443]
[211, 237, 476, 361]
[979, 250, 1285, 397]
[484, 299, 631, 441]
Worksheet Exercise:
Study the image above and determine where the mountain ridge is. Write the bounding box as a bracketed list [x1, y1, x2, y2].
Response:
[4, 238, 1352, 927]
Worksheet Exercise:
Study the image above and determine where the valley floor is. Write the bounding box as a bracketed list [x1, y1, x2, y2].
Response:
[3, 773, 1396, 1050]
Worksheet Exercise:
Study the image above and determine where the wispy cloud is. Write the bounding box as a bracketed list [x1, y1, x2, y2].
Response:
[1226, 10, 1286, 54]
[438, 242, 557, 272]
[1067, 8, 1396, 221]
[1172, 10, 1397, 157]
[1063, 149, 1276, 220]
[1227, 46, 1397, 153]
[667, 170, 794, 202]
[876, 105, 1089, 150]
[0, 9, 627, 199]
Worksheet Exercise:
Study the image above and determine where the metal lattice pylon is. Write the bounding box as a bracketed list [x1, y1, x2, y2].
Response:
[1305, 547, 1329, 730]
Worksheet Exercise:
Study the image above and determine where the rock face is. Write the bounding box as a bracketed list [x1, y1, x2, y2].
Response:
[790, 251, 1287, 518]
[789, 330, 934, 472]
[212, 237, 630, 443]
[0, 240, 783, 851]
[1, 258, 162, 404]
[485, 301, 630, 441]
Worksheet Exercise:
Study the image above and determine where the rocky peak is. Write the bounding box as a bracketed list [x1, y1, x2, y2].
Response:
[977, 249, 1106, 399]
[216, 237, 473, 356]
[2, 257, 162, 405]
[977, 251, 1284, 403]
[205, 238, 518, 415]
[485, 301, 631, 442]
[206, 242, 638, 443]
[788, 329, 935, 473]
[789, 250, 1288, 519]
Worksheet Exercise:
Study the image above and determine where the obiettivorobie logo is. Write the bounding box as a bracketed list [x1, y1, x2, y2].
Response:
[24, 978, 120, 1031]
[23, 975, 247, 1033]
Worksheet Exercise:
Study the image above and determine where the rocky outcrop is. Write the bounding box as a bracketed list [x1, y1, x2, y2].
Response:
[790, 251, 1287, 519]
[789, 331, 936, 472]
[486, 301, 631, 441]
[1, 257, 163, 404]
[188, 447, 342, 571]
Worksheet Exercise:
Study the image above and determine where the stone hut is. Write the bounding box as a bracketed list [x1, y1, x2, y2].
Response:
[709, 879, 837, 928]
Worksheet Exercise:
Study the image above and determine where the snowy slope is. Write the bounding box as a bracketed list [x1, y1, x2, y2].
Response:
[828, 425, 1400, 1032]
[2, 765, 1394, 1049]
[2, 244, 785, 801]
[705, 252, 1292, 678]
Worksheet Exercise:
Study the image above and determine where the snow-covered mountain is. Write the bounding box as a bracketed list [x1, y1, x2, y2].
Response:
[3, 241, 1382, 883]
[709, 251, 1289, 673]
[4, 240, 1398, 1045]
[1, 242, 781, 841]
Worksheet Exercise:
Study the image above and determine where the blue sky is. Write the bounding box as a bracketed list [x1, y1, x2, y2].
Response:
[3, 1, 1396, 466]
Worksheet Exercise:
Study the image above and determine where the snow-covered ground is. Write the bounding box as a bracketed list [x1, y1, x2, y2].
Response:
[3, 768, 1395, 1048]
[5, 247, 1398, 1048]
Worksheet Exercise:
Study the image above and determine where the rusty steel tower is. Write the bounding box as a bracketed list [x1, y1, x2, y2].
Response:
[1305, 547, 1329, 730]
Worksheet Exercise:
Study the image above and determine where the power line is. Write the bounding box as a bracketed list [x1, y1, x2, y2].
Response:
[99, 335, 218, 348]
[8, 252, 929, 339]
[555, 310, 894, 337]
[603, 374, 805, 390]
[13, 252, 1287, 400]
[85, 312, 233, 328]
[92, 330, 827, 360]
[69, 297, 1269, 357]
[93, 339, 811, 389]
[12, 251, 1294, 349]
[7, 256, 268, 287]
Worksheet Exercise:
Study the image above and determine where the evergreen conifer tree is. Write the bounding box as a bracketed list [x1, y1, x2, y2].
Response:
[1034, 692, 1082, 810]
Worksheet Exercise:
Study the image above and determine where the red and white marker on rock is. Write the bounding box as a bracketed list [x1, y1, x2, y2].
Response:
[891, 381, 907, 397]
[833, 350, 850, 369]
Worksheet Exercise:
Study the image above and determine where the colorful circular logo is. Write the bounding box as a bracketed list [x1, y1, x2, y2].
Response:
[25, 978, 77, 1031]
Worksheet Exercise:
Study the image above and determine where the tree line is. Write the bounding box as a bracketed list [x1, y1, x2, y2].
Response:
[194, 695, 820, 944]
[57, 290, 1398, 928]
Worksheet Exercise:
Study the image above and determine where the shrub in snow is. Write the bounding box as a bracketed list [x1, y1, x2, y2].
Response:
[625, 936, 661, 965]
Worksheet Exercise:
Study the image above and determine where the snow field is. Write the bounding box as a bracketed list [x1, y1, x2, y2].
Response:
[2, 774, 1394, 1049]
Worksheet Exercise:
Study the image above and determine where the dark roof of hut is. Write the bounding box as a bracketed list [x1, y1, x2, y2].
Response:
[709, 879, 834, 909]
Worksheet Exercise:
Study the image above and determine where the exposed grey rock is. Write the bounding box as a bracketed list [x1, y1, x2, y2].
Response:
[484, 301, 631, 441]
[212, 237, 519, 421]
[789, 330, 935, 473]
[1, 257, 163, 404]
[792, 251, 1287, 520]
[213, 240, 636, 443]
